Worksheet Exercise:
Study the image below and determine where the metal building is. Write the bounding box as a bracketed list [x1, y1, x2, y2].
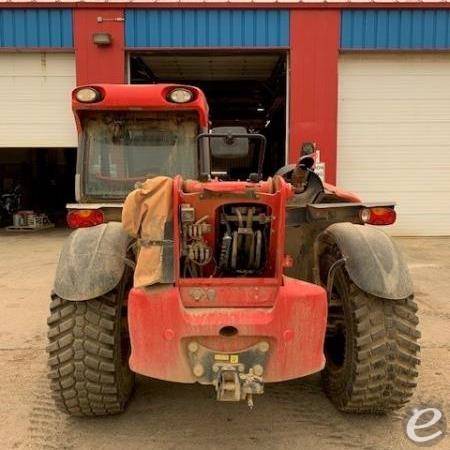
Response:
[0, 1, 449, 235]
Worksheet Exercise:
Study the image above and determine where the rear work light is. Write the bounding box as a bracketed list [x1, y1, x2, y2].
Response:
[75, 87, 102, 103]
[167, 88, 194, 104]
[360, 207, 396, 226]
[67, 209, 104, 228]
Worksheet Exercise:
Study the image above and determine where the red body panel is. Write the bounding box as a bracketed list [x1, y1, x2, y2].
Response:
[127, 176, 328, 384]
[128, 277, 327, 383]
[180, 284, 279, 308]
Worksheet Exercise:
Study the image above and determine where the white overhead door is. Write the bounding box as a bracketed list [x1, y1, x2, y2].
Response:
[337, 54, 450, 236]
[0, 52, 77, 148]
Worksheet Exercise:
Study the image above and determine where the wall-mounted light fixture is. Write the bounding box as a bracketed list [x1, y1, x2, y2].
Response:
[97, 16, 125, 23]
[92, 32, 112, 46]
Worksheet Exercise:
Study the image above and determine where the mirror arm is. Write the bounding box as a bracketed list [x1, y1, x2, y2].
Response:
[256, 134, 267, 181]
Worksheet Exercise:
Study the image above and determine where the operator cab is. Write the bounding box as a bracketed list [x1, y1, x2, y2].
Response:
[72, 84, 210, 203]
[72, 84, 263, 205]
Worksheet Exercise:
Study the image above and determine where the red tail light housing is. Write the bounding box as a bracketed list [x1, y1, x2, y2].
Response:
[360, 207, 396, 226]
[67, 209, 104, 228]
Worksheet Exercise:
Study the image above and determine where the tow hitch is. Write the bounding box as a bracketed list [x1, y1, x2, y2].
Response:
[215, 365, 264, 408]
[187, 340, 268, 408]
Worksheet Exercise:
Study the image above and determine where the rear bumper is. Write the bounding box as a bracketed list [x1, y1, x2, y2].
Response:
[127, 276, 327, 383]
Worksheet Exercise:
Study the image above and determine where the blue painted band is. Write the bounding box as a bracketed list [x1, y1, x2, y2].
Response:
[0, 8, 73, 48]
[341, 9, 450, 50]
[125, 9, 289, 48]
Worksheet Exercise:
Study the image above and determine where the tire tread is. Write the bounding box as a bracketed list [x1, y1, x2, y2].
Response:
[324, 277, 420, 414]
[47, 290, 133, 417]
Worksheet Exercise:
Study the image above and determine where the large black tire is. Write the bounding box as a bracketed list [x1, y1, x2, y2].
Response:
[46, 273, 134, 417]
[321, 251, 421, 414]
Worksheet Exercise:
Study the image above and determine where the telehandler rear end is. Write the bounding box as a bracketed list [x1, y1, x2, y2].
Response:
[47, 84, 420, 416]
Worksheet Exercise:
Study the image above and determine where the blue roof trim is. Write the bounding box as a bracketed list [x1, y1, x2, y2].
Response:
[341, 9, 450, 50]
[125, 9, 289, 48]
[0, 9, 73, 48]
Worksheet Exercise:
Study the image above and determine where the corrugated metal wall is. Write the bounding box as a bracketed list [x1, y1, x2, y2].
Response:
[125, 9, 289, 48]
[341, 9, 450, 50]
[0, 9, 73, 48]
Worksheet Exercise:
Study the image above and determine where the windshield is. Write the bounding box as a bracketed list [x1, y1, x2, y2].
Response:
[81, 111, 199, 198]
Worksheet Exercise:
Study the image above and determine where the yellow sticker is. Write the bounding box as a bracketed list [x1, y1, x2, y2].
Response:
[230, 355, 239, 364]
[214, 354, 229, 361]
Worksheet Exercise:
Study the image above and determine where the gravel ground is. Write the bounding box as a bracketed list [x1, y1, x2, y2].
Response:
[0, 229, 448, 450]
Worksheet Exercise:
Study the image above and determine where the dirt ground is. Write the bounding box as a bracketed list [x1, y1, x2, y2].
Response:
[0, 229, 448, 450]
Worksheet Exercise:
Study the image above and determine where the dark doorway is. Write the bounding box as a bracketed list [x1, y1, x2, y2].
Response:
[0, 148, 76, 225]
[129, 51, 287, 178]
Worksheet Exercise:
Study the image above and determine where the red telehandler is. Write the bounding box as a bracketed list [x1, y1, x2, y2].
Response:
[47, 84, 420, 416]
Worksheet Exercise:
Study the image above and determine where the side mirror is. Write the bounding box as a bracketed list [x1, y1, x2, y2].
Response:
[210, 127, 249, 159]
[197, 129, 266, 181]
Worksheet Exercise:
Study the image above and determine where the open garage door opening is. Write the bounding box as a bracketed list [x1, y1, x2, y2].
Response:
[129, 51, 287, 179]
[0, 148, 76, 226]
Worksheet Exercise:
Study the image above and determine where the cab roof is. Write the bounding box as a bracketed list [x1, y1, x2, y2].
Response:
[72, 84, 209, 129]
